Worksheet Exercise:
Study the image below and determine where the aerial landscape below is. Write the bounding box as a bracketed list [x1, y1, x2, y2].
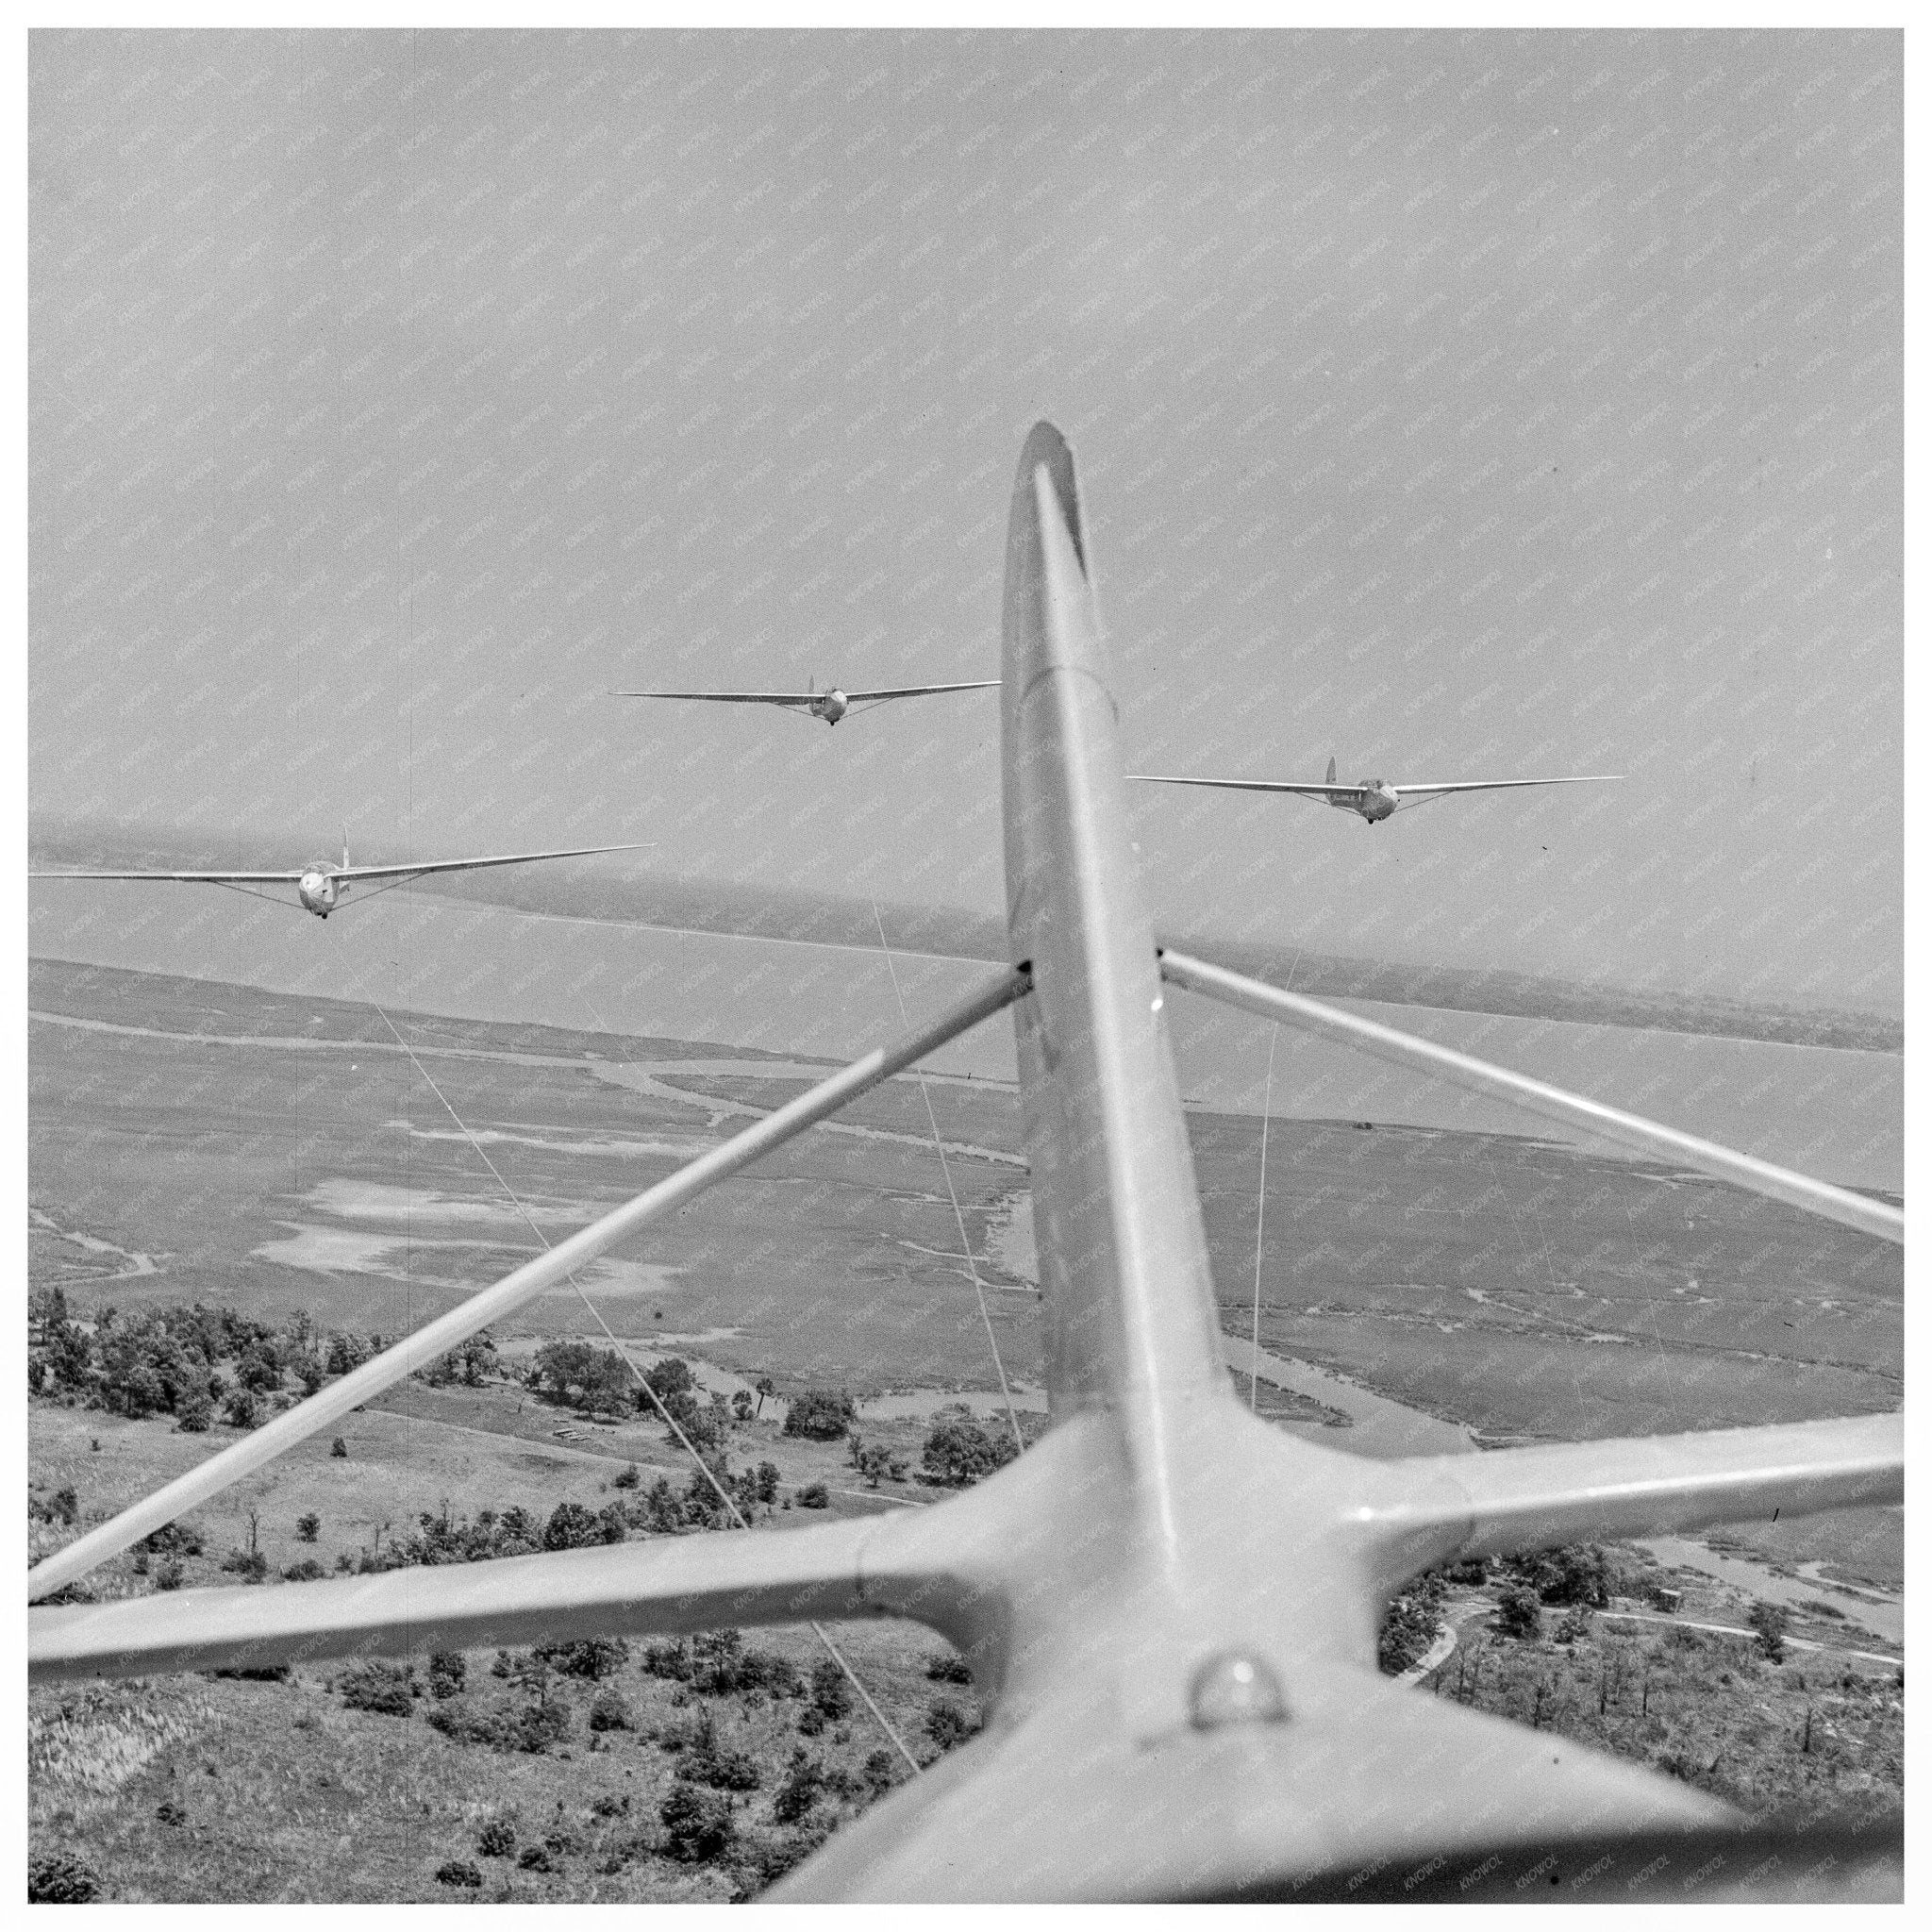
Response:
[28, 958, 1902, 1898]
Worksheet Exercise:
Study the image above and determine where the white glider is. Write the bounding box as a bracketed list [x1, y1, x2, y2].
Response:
[614, 677, 997, 726]
[30, 837, 649, 920]
[1134, 756, 1621, 824]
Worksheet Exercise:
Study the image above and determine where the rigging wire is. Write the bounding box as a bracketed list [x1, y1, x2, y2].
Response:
[871, 902, 1026, 1460]
[1249, 1023, 1278, 1413]
[352, 975, 923, 1775]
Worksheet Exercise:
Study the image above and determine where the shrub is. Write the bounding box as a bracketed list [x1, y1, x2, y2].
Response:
[222, 1388, 259, 1430]
[925, 1699, 978, 1752]
[772, 1748, 824, 1824]
[1554, 1607, 1593, 1645]
[141, 1522, 205, 1557]
[426, 1653, 466, 1699]
[329, 1437, 348, 1458]
[588, 1689, 633, 1733]
[541, 1502, 609, 1552]
[782, 1389, 858, 1441]
[516, 1845, 554, 1873]
[513, 1702, 571, 1754]
[282, 1557, 325, 1582]
[435, 1860, 483, 1889]
[340, 1660, 417, 1715]
[27, 1853, 101, 1903]
[641, 1638, 693, 1682]
[808, 1660, 852, 1721]
[175, 1395, 212, 1432]
[295, 1511, 321, 1542]
[660, 1783, 737, 1864]
[755, 1460, 781, 1504]
[476, 1818, 517, 1858]
[920, 1407, 1015, 1488]
[925, 1651, 973, 1684]
[860, 1748, 899, 1799]
[797, 1483, 829, 1509]
[153, 1559, 184, 1591]
[220, 1548, 269, 1583]
[611, 1462, 641, 1490]
[535, 1636, 629, 1680]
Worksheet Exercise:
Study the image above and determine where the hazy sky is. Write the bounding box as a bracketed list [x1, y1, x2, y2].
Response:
[29, 28, 1902, 1014]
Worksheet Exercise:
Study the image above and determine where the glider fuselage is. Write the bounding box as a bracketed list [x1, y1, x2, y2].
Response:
[1335, 781, 1399, 823]
[297, 869, 344, 917]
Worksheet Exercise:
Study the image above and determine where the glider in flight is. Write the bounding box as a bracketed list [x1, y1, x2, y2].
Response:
[613, 675, 998, 726]
[29, 837, 649, 920]
[30, 427, 1900, 1901]
[1134, 756, 1622, 824]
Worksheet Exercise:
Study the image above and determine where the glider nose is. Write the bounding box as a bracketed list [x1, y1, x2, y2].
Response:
[823, 690, 848, 724]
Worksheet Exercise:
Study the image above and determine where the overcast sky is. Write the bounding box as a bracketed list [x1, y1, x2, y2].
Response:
[28, 28, 1902, 1014]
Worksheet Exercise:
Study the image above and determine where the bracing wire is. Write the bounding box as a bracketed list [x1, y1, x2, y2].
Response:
[872, 902, 1026, 1460]
[353, 974, 923, 1775]
[1249, 1024, 1278, 1414]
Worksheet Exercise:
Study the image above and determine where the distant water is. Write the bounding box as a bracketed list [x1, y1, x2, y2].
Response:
[29, 883, 1902, 1191]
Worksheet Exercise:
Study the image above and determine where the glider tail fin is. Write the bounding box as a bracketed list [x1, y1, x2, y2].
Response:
[1325, 756, 1338, 787]
[341, 826, 350, 872]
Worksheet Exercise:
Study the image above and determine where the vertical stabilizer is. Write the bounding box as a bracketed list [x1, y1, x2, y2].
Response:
[1325, 756, 1337, 786]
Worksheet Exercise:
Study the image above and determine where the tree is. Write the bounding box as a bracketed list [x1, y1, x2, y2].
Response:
[295, 1511, 321, 1542]
[1749, 1600, 1790, 1664]
[533, 1340, 629, 1414]
[1378, 1573, 1446, 1674]
[754, 1375, 775, 1417]
[852, 1441, 907, 1488]
[541, 1501, 608, 1551]
[1495, 1583, 1543, 1641]
[325, 1332, 366, 1376]
[222, 1387, 259, 1430]
[783, 1388, 858, 1441]
[732, 1389, 755, 1424]
[920, 1406, 1015, 1487]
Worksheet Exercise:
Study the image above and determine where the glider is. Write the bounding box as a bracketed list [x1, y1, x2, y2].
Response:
[1134, 756, 1622, 823]
[613, 676, 998, 726]
[30, 427, 1900, 1902]
[30, 836, 649, 919]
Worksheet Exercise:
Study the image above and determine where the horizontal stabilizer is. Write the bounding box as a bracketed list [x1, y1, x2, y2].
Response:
[1352, 1411, 1904, 1579]
[31, 1516, 887, 1683]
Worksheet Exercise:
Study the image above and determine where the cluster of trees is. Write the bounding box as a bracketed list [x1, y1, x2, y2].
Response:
[641, 1628, 801, 1697]
[781, 1389, 857, 1441]
[919, 1406, 1017, 1487]
[26, 1287, 419, 1434]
